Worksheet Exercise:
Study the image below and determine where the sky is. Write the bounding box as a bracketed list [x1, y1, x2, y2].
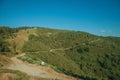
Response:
[0, 0, 120, 36]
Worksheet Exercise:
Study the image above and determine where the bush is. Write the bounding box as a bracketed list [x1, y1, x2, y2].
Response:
[19, 55, 42, 64]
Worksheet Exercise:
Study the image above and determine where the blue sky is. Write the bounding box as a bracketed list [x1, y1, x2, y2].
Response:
[0, 0, 120, 36]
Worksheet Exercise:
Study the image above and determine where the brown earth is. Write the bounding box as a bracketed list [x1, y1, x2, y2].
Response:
[0, 55, 12, 68]
[0, 73, 19, 80]
[6, 53, 77, 80]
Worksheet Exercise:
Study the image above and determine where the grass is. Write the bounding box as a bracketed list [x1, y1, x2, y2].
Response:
[21, 28, 120, 80]
[0, 54, 12, 68]
[0, 69, 29, 80]
[0, 69, 49, 80]
[18, 54, 42, 64]
[7, 28, 38, 53]
[1, 27, 120, 80]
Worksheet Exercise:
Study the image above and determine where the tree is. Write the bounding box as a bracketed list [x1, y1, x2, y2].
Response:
[13, 42, 17, 53]
[0, 37, 10, 52]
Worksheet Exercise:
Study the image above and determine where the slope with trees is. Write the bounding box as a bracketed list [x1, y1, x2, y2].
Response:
[0, 26, 120, 80]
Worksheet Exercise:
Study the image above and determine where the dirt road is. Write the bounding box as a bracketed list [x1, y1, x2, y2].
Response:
[6, 53, 76, 80]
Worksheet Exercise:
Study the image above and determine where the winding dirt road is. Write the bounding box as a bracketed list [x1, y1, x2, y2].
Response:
[6, 53, 76, 80]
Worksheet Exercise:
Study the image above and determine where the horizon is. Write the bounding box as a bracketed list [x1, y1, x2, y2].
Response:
[1, 26, 120, 37]
[0, 0, 120, 37]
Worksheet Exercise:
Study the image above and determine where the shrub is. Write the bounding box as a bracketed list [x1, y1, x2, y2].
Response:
[19, 55, 42, 64]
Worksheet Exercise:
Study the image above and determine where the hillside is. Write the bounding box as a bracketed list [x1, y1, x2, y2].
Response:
[0, 26, 120, 80]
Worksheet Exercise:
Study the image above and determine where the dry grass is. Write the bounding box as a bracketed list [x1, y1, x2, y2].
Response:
[8, 29, 37, 52]
[29, 76, 49, 80]
[42, 66, 77, 80]
[0, 69, 29, 80]
[0, 73, 19, 80]
[0, 55, 12, 68]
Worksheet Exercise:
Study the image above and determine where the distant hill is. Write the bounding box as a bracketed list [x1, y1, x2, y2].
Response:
[0, 26, 120, 80]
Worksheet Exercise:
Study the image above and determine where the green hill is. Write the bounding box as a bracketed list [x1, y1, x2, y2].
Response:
[0, 26, 120, 80]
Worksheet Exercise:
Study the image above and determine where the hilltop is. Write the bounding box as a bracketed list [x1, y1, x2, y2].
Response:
[0, 26, 120, 80]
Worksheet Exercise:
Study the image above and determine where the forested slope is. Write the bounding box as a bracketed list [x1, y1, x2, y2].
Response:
[0, 26, 120, 80]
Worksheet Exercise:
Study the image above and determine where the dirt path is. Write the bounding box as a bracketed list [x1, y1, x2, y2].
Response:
[90, 39, 100, 43]
[6, 53, 76, 80]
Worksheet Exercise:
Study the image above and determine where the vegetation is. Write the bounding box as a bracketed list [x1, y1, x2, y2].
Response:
[18, 53, 42, 64]
[0, 69, 48, 80]
[0, 26, 19, 54]
[0, 69, 29, 80]
[0, 26, 120, 80]
[0, 54, 12, 67]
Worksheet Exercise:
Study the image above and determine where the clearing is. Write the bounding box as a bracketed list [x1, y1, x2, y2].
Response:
[6, 53, 76, 80]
